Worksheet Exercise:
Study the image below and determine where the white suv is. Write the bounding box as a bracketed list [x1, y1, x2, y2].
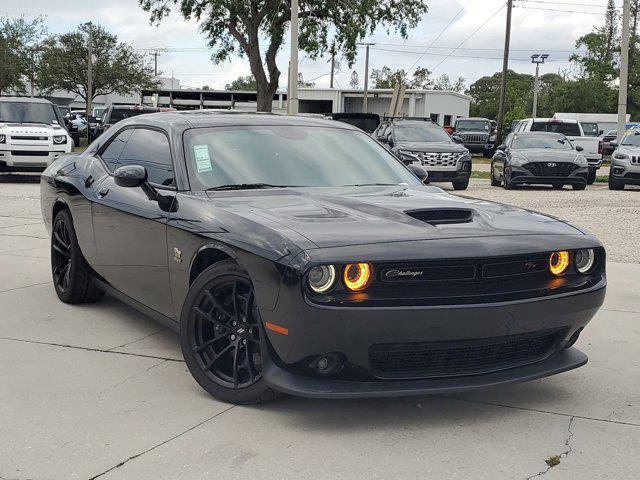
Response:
[0, 97, 73, 172]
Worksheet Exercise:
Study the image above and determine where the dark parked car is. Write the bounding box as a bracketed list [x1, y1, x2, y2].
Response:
[373, 119, 472, 190]
[41, 112, 606, 404]
[331, 113, 380, 133]
[602, 129, 617, 155]
[491, 132, 589, 190]
[453, 117, 496, 157]
[95, 105, 167, 136]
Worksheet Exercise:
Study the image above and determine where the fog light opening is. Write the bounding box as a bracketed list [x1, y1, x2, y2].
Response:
[309, 353, 342, 377]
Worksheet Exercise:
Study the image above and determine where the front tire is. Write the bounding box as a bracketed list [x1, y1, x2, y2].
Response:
[452, 178, 469, 190]
[503, 172, 515, 190]
[180, 260, 278, 404]
[572, 183, 586, 191]
[609, 175, 625, 190]
[490, 163, 501, 186]
[552, 183, 564, 190]
[51, 209, 104, 304]
[587, 169, 597, 185]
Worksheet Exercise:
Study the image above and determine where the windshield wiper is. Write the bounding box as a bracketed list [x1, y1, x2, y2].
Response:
[206, 183, 299, 191]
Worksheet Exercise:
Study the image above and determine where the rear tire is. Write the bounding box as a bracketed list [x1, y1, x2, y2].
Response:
[552, 183, 564, 190]
[51, 209, 104, 304]
[452, 179, 469, 190]
[572, 183, 586, 191]
[587, 169, 597, 185]
[609, 175, 625, 190]
[180, 260, 279, 404]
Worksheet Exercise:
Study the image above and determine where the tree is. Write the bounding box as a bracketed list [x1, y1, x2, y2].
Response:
[36, 23, 157, 108]
[225, 75, 257, 90]
[297, 73, 315, 88]
[432, 74, 465, 93]
[0, 16, 46, 95]
[139, 0, 429, 111]
[370, 65, 464, 91]
[349, 71, 359, 88]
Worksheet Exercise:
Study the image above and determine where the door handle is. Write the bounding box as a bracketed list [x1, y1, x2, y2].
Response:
[97, 186, 109, 198]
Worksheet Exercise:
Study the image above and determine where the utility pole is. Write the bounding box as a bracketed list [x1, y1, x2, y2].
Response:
[531, 54, 549, 118]
[330, 42, 336, 89]
[358, 42, 375, 113]
[618, 0, 631, 143]
[496, 0, 513, 146]
[151, 50, 160, 76]
[86, 22, 93, 143]
[288, 0, 299, 114]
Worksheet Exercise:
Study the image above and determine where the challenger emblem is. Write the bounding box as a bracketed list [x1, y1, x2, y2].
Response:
[173, 247, 182, 262]
[547, 162, 557, 167]
[385, 269, 423, 278]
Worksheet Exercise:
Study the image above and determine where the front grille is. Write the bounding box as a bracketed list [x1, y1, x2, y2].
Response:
[419, 152, 459, 167]
[523, 162, 579, 177]
[630, 155, 640, 164]
[11, 151, 49, 156]
[462, 134, 489, 143]
[10, 136, 48, 141]
[369, 329, 564, 379]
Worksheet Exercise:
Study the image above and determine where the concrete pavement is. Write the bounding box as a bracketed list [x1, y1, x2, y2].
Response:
[1, 177, 638, 480]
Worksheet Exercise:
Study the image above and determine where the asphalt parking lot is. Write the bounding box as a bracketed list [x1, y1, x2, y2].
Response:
[1, 176, 639, 480]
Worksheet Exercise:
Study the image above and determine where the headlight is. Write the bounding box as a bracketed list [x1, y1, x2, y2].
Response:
[307, 265, 336, 293]
[574, 249, 595, 274]
[53, 135, 67, 145]
[399, 150, 420, 161]
[613, 152, 629, 160]
[343, 263, 372, 292]
[0, 134, 5, 144]
[549, 251, 570, 276]
[458, 152, 471, 162]
[575, 155, 588, 166]
[510, 153, 528, 166]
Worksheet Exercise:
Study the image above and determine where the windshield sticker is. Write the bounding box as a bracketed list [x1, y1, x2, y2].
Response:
[193, 144, 213, 173]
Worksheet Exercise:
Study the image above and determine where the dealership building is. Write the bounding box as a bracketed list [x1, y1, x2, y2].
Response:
[140, 87, 471, 126]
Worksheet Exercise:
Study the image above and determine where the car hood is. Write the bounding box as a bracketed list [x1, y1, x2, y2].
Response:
[206, 186, 582, 248]
[0, 123, 63, 135]
[513, 148, 581, 163]
[394, 141, 467, 154]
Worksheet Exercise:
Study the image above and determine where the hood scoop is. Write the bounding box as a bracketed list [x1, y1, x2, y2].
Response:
[405, 208, 474, 225]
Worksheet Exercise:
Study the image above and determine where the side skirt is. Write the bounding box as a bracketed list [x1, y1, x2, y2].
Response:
[92, 277, 180, 333]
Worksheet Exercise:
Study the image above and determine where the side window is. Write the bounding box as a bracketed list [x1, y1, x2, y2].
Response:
[118, 128, 174, 187]
[99, 129, 133, 171]
[504, 134, 513, 147]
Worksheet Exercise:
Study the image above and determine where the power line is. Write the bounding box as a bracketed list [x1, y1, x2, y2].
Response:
[405, 5, 466, 72]
[431, 2, 508, 72]
[515, 5, 613, 14]
[517, 0, 618, 7]
[369, 46, 573, 62]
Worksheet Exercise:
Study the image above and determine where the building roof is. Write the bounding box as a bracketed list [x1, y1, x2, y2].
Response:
[0, 96, 54, 104]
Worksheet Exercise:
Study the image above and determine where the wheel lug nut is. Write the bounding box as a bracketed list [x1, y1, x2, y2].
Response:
[230, 334, 236, 341]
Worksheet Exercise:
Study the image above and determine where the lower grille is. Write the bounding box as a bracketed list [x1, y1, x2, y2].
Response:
[11, 150, 49, 156]
[625, 172, 640, 180]
[369, 329, 563, 379]
[523, 162, 579, 177]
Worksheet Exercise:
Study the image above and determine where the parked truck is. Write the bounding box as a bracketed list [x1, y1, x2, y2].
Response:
[512, 118, 603, 184]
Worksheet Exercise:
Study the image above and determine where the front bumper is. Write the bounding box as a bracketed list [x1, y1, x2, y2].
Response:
[260, 275, 605, 397]
[610, 159, 640, 185]
[508, 164, 589, 185]
[0, 149, 69, 171]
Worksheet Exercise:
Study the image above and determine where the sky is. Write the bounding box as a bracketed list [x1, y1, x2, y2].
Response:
[0, 0, 615, 92]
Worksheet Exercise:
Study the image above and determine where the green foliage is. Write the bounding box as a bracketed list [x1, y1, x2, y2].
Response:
[225, 75, 257, 90]
[0, 16, 46, 95]
[139, 0, 429, 111]
[371, 65, 464, 92]
[36, 23, 157, 103]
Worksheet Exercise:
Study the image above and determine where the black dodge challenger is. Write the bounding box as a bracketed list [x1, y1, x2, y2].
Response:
[41, 112, 606, 404]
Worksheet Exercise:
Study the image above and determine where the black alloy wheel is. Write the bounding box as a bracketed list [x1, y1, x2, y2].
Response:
[51, 209, 104, 304]
[503, 171, 515, 190]
[490, 162, 501, 186]
[181, 260, 277, 404]
[52, 219, 73, 294]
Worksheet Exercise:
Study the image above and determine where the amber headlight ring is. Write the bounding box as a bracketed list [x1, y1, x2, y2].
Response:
[549, 250, 571, 276]
[343, 263, 373, 292]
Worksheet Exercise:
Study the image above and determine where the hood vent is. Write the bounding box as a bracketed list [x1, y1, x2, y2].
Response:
[405, 208, 474, 225]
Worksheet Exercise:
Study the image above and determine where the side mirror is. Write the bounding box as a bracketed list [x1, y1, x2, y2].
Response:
[114, 165, 147, 188]
[497, 144, 507, 151]
[452, 135, 464, 143]
[407, 164, 428, 182]
[575, 145, 584, 152]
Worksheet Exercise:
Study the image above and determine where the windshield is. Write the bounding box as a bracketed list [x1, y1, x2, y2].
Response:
[621, 130, 640, 146]
[531, 121, 581, 136]
[0, 102, 58, 124]
[581, 122, 598, 137]
[512, 134, 574, 150]
[456, 120, 491, 132]
[393, 123, 452, 143]
[184, 125, 421, 190]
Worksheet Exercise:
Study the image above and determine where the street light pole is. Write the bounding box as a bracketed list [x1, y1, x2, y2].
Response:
[288, 0, 299, 114]
[357, 42, 375, 113]
[86, 22, 93, 143]
[618, 0, 631, 143]
[531, 54, 549, 118]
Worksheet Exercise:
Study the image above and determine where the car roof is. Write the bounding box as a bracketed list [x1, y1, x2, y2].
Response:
[0, 96, 54, 105]
[513, 131, 566, 137]
[113, 110, 360, 131]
